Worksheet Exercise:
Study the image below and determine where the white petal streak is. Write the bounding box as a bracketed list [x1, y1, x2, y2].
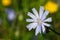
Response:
[42, 10, 49, 20]
[43, 23, 50, 27]
[42, 24, 45, 33]
[44, 17, 52, 22]
[32, 8, 38, 17]
[39, 6, 44, 19]
[35, 25, 41, 36]
[27, 12, 35, 19]
[26, 23, 37, 31]
[26, 19, 33, 22]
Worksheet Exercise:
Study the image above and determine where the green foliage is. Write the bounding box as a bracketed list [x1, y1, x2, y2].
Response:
[0, 0, 60, 40]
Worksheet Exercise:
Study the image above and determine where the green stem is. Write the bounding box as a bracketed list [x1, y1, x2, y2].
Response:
[11, 0, 20, 40]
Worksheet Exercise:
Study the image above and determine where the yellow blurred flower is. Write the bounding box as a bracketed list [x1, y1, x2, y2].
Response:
[18, 14, 23, 21]
[15, 30, 19, 37]
[2, 0, 11, 6]
[44, 1, 58, 13]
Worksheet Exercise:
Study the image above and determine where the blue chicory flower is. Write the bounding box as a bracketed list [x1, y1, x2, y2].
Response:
[5, 8, 16, 21]
[26, 6, 52, 36]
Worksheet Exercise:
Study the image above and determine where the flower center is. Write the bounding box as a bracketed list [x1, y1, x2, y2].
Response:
[35, 18, 42, 25]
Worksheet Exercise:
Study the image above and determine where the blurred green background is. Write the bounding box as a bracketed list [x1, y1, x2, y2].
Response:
[0, 0, 60, 40]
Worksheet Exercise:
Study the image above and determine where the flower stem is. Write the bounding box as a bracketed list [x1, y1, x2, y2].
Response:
[46, 27, 60, 35]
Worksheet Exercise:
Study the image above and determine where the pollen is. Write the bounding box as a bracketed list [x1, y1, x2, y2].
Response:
[44, 1, 58, 13]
